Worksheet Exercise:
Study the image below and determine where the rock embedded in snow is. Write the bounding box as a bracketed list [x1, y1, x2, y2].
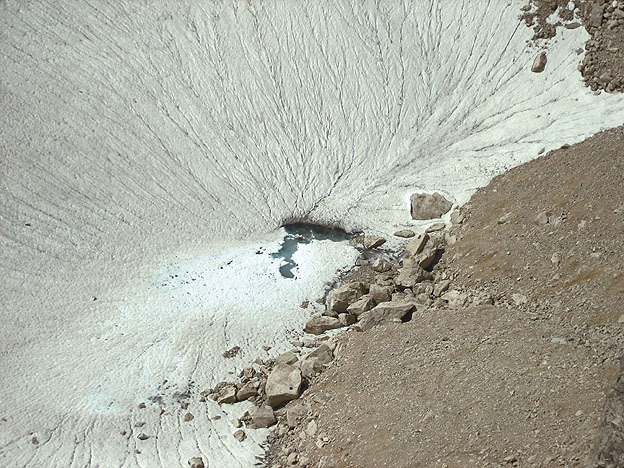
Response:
[328, 282, 367, 312]
[357, 302, 415, 331]
[188, 457, 206, 468]
[372, 258, 392, 272]
[248, 406, 277, 428]
[265, 364, 302, 408]
[532, 52, 548, 73]
[410, 192, 453, 219]
[304, 315, 343, 335]
[346, 295, 375, 316]
[394, 230, 415, 238]
[361, 235, 386, 249]
[137, 433, 149, 440]
[233, 430, 246, 442]
[215, 385, 238, 404]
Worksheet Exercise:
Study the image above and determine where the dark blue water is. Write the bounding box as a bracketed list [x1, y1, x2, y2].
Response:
[272, 223, 353, 278]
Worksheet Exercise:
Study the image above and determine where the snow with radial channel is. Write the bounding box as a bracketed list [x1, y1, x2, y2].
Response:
[1, 1, 624, 467]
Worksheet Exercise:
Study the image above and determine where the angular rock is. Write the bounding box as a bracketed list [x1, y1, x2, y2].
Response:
[532, 52, 547, 73]
[450, 210, 465, 225]
[394, 230, 415, 238]
[304, 315, 343, 335]
[442, 290, 468, 309]
[425, 222, 446, 233]
[248, 406, 277, 428]
[276, 351, 298, 365]
[346, 295, 375, 316]
[307, 343, 334, 365]
[188, 457, 205, 468]
[357, 302, 415, 331]
[265, 364, 302, 408]
[338, 313, 357, 326]
[372, 258, 392, 273]
[433, 280, 451, 297]
[369, 284, 392, 304]
[395, 265, 430, 289]
[329, 282, 367, 313]
[410, 192, 452, 220]
[236, 382, 258, 401]
[404, 243, 439, 270]
[300, 356, 325, 380]
[361, 235, 386, 249]
[404, 233, 429, 256]
[215, 385, 237, 404]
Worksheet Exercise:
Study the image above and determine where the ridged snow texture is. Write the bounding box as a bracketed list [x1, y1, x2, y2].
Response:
[1, 1, 623, 467]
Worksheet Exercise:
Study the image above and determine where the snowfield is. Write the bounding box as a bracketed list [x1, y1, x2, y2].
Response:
[1, 1, 623, 467]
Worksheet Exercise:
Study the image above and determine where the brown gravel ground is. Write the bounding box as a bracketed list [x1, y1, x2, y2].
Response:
[264, 128, 624, 468]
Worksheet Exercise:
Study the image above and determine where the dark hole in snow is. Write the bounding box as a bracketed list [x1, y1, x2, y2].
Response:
[272, 223, 354, 279]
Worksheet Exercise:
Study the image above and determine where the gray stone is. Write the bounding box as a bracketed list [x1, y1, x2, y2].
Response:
[248, 406, 277, 428]
[265, 364, 302, 408]
[372, 258, 392, 273]
[304, 315, 342, 335]
[286, 405, 307, 428]
[300, 356, 325, 380]
[536, 211, 551, 225]
[233, 430, 246, 442]
[188, 457, 205, 468]
[347, 295, 375, 316]
[441, 290, 468, 309]
[532, 52, 547, 73]
[394, 230, 415, 238]
[410, 192, 452, 220]
[329, 282, 367, 312]
[404, 242, 438, 270]
[357, 302, 415, 331]
[369, 284, 392, 304]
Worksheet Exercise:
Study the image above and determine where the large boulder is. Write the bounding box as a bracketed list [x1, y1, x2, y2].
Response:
[410, 192, 452, 220]
[247, 406, 277, 428]
[347, 295, 375, 316]
[357, 302, 415, 331]
[265, 364, 302, 408]
[329, 282, 367, 312]
[304, 315, 343, 335]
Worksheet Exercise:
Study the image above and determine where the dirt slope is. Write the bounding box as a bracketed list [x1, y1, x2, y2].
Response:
[264, 128, 624, 468]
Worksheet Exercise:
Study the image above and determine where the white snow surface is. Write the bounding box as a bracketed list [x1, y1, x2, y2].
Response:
[1, 1, 623, 467]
